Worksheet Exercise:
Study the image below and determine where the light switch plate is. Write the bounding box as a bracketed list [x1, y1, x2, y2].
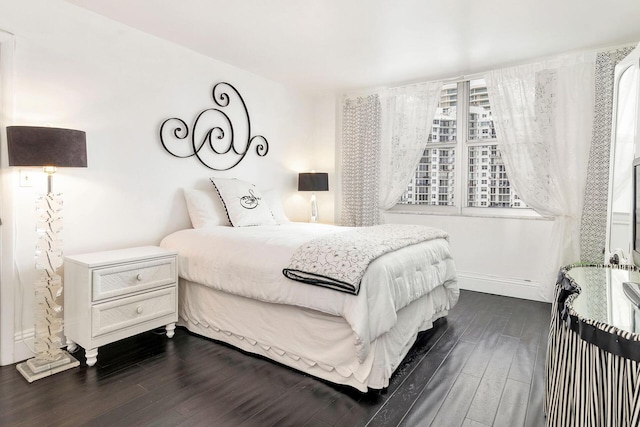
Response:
[19, 169, 33, 187]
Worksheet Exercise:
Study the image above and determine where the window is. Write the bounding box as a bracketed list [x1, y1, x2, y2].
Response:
[398, 78, 526, 211]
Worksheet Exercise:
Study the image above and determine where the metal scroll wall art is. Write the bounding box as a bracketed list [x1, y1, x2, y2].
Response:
[160, 82, 269, 171]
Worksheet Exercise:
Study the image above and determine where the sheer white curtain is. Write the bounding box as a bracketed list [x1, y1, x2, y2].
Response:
[485, 54, 595, 300]
[378, 82, 443, 210]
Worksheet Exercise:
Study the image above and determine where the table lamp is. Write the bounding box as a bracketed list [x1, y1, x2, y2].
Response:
[298, 172, 328, 222]
[7, 125, 87, 382]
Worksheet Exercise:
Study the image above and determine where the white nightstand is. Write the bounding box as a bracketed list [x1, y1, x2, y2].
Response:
[64, 246, 178, 367]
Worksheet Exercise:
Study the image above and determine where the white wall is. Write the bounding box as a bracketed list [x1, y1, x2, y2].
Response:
[310, 94, 338, 224]
[384, 212, 556, 302]
[0, 0, 324, 365]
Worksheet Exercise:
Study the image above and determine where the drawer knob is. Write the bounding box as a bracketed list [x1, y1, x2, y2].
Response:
[136, 273, 143, 281]
[136, 306, 143, 314]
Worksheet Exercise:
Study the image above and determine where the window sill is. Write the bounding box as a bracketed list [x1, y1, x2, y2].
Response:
[386, 206, 551, 221]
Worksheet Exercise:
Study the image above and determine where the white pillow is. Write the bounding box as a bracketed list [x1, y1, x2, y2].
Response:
[183, 188, 231, 228]
[210, 178, 277, 227]
[263, 189, 290, 224]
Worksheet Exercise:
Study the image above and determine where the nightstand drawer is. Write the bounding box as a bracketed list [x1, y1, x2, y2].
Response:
[92, 257, 176, 301]
[91, 287, 176, 337]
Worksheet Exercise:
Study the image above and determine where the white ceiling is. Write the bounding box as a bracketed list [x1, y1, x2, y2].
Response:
[66, 0, 640, 93]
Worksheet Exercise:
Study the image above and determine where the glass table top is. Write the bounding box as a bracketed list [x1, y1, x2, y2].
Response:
[565, 265, 640, 335]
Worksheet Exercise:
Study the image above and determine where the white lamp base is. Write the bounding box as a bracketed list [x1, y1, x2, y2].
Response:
[17, 191, 80, 383]
[310, 193, 318, 223]
[17, 351, 79, 383]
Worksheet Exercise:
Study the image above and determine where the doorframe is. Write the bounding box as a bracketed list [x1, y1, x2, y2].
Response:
[0, 29, 16, 366]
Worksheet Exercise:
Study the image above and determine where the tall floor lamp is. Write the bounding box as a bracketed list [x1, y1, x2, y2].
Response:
[298, 172, 328, 223]
[7, 126, 87, 382]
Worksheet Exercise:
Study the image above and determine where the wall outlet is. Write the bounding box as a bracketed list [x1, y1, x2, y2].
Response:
[19, 169, 34, 187]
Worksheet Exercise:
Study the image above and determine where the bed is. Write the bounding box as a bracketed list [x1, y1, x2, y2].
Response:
[159, 181, 459, 392]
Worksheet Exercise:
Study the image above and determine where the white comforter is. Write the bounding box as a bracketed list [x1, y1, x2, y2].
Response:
[160, 223, 458, 361]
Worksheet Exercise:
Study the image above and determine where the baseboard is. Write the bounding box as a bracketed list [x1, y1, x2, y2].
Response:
[457, 271, 548, 302]
[13, 328, 35, 364]
[12, 328, 72, 365]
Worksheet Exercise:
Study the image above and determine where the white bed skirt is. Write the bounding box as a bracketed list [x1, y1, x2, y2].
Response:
[177, 278, 451, 392]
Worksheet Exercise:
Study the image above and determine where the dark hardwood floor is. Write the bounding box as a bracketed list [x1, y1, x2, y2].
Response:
[0, 290, 550, 427]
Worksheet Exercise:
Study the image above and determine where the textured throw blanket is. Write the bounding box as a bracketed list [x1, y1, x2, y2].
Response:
[282, 224, 449, 295]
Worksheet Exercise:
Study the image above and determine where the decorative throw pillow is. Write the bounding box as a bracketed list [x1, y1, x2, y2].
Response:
[262, 189, 290, 224]
[183, 188, 231, 228]
[210, 178, 277, 227]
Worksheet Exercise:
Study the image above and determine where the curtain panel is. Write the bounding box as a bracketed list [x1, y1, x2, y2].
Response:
[580, 46, 636, 263]
[378, 82, 443, 210]
[486, 54, 596, 301]
[341, 95, 381, 227]
[341, 83, 443, 226]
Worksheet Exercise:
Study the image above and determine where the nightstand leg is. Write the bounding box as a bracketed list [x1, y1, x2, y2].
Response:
[166, 323, 176, 339]
[85, 348, 98, 367]
[66, 338, 77, 353]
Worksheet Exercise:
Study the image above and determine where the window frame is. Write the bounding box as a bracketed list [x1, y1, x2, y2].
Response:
[389, 78, 540, 219]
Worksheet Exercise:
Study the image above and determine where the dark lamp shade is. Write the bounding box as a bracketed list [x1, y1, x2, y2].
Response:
[298, 172, 328, 192]
[7, 126, 87, 167]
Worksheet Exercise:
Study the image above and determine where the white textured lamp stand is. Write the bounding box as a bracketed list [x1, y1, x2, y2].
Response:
[7, 125, 87, 382]
[298, 172, 329, 223]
